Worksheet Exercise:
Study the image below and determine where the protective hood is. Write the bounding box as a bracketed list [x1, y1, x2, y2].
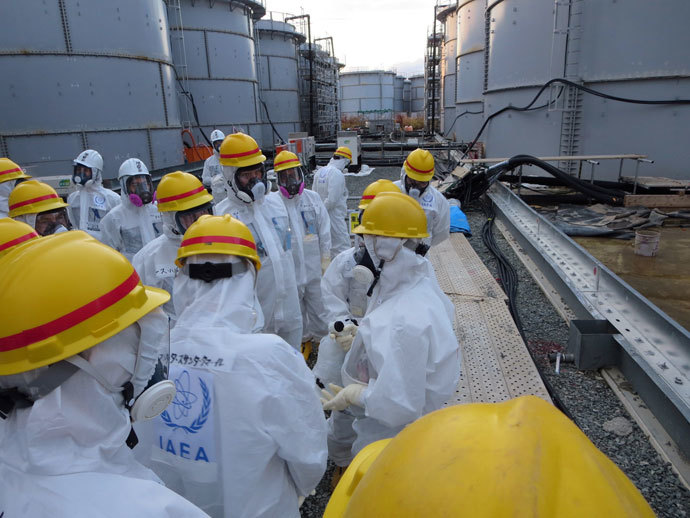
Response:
[0, 180, 15, 214]
[328, 157, 350, 172]
[0, 324, 165, 480]
[366, 245, 435, 304]
[173, 254, 264, 333]
[161, 211, 183, 240]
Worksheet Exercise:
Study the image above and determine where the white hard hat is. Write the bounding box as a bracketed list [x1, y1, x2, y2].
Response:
[210, 129, 225, 143]
[73, 149, 103, 175]
[118, 158, 149, 179]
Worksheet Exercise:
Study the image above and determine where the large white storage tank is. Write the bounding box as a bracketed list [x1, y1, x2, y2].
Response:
[340, 70, 396, 132]
[256, 18, 304, 147]
[0, 0, 183, 179]
[169, 0, 266, 147]
[455, 0, 486, 143]
[394, 76, 405, 114]
[403, 79, 412, 115]
[438, 4, 458, 138]
[410, 74, 426, 116]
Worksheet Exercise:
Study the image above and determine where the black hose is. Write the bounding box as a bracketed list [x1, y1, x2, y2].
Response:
[259, 98, 285, 144]
[176, 77, 212, 147]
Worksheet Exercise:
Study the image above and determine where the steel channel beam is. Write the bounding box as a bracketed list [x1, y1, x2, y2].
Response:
[488, 181, 690, 456]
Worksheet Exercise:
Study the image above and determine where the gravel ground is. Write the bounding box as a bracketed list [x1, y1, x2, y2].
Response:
[301, 166, 690, 517]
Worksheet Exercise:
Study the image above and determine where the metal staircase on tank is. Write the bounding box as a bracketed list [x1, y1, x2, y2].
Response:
[550, 0, 585, 175]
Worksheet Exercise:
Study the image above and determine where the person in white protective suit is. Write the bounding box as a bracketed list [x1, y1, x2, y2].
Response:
[214, 133, 303, 350]
[9, 179, 72, 235]
[101, 158, 162, 261]
[313, 146, 351, 256]
[134, 215, 328, 518]
[320, 191, 461, 458]
[67, 149, 120, 241]
[0, 231, 208, 518]
[132, 171, 214, 323]
[313, 179, 401, 472]
[394, 148, 450, 252]
[0, 157, 31, 219]
[202, 129, 227, 204]
[269, 150, 332, 354]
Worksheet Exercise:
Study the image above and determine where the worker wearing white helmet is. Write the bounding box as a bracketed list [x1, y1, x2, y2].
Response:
[101, 158, 162, 261]
[67, 149, 120, 242]
[202, 129, 227, 204]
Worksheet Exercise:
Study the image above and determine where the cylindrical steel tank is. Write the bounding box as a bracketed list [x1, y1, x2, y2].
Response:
[403, 79, 412, 115]
[455, 0, 486, 143]
[438, 4, 458, 138]
[0, 0, 183, 179]
[169, 0, 266, 147]
[256, 19, 305, 147]
[340, 70, 396, 132]
[394, 76, 405, 114]
[410, 74, 426, 116]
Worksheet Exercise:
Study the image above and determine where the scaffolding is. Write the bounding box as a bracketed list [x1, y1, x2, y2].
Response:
[425, 27, 443, 134]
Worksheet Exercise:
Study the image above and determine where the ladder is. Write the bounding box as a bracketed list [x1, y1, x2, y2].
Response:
[166, 0, 193, 130]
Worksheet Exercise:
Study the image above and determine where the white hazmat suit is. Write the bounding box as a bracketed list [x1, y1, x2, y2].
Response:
[313, 157, 350, 256]
[202, 130, 227, 204]
[339, 239, 460, 456]
[0, 319, 209, 518]
[395, 177, 450, 248]
[271, 189, 331, 340]
[0, 180, 17, 219]
[215, 189, 303, 350]
[135, 255, 328, 518]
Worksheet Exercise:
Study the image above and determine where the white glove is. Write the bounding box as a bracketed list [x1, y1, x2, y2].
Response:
[320, 383, 366, 412]
[321, 256, 331, 275]
[328, 319, 358, 352]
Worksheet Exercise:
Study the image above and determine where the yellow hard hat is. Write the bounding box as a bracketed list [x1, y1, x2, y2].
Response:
[334, 146, 352, 161]
[0, 218, 39, 259]
[325, 396, 655, 518]
[403, 148, 435, 182]
[353, 191, 428, 239]
[219, 133, 266, 168]
[176, 214, 261, 271]
[0, 158, 31, 184]
[156, 171, 213, 212]
[0, 231, 169, 376]
[273, 150, 302, 172]
[358, 179, 402, 210]
[8, 180, 68, 218]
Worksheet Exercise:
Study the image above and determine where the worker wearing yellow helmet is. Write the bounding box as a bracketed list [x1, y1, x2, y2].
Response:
[320, 191, 460, 468]
[0, 218, 39, 259]
[270, 150, 332, 354]
[9, 179, 72, 236]
[214, 133, 304, 350]
[313, 146, 351, 256]
[132, 171, 214, 322]
[0, 231, 206, 516]
[394, 148, 450, 251]
[325, 396, 654, 518]
[134, 215, 328, 517]
[0, 158, 31, 219]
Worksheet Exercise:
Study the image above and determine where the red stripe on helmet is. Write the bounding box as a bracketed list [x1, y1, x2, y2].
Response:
[180, 235, 257, 250]
[157, 185, 205, 203]
[0, 231, 38, 253]
[9, 193, 59, 211]
[274, 158, 300, 167]
[404, 159, 433, 175]
[361, 195, 375, 200]
[0, 167, 22, 177]
[220, 147, 261, 159]
[335, 149, 352, 159]
[0, 271, 141, 352]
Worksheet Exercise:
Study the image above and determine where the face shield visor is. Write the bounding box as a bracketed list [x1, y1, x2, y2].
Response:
[35, 207, 71, 236]
[212, 140, 223, 152]
[73, 164, 94, 186]
[235, 163, 267, 203]
[277, 166, 305, 198]
[174, 202, 214, 235]
[125, 174, 154, 206]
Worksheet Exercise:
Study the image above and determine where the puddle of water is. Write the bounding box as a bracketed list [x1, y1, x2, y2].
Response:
[574, 227, 690, 332]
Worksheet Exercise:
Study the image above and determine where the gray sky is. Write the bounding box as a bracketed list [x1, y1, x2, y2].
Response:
[265, 0, 438, 76]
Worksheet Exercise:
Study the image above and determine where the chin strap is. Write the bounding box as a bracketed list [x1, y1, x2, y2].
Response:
[366, 260, 385, 297]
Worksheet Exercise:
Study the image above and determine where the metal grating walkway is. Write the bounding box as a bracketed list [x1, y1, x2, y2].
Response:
[428, 234, 552, 405]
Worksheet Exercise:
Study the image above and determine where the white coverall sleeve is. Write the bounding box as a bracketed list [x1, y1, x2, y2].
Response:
[323, 172, 345, 212]
[201, 158, 213, 187]
[263, 351, 328, 496]
[362, 315, 430, 428]
[321, 252, 353, 322]
[100, 211, 122, 252]
[315, 196, 332, 259]
[431, 193, 451, 246]
[66, 192, 78, 228]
